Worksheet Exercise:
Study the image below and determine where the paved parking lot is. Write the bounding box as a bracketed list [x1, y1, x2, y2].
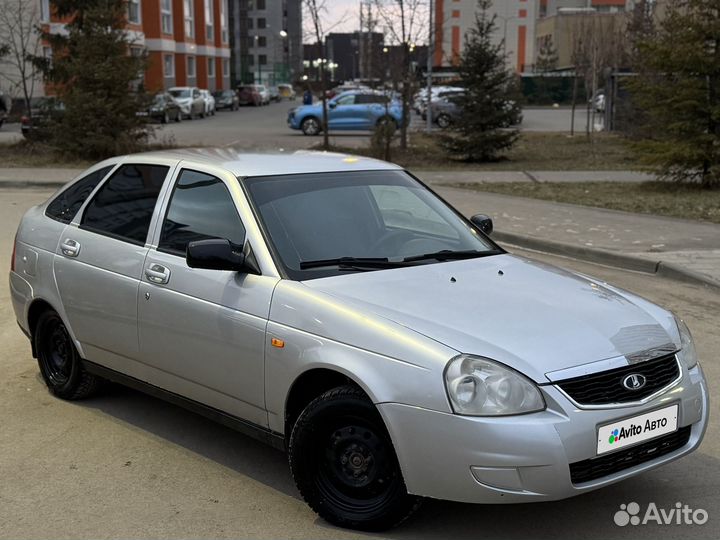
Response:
[0, 187, 717, 539]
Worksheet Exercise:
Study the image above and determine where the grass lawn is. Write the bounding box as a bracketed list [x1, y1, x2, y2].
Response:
[448, 181, 720, 224]
[320, 131, 643, 171]
[0, 141, 92, 169]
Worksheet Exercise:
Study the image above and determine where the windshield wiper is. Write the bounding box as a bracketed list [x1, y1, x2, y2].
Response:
[402, 249, 502, 263]
[299, 257, 410, 270]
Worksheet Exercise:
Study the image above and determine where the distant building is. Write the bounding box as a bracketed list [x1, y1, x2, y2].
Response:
[433, 0, 538, 73]
[539, 0, 632, 18]
[228, 0, 302, 86]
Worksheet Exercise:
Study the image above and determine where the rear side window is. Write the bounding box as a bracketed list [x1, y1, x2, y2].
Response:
[45, 166, 113, 224]
[81, 164, 169, 245]
[159, 169, 245, 256]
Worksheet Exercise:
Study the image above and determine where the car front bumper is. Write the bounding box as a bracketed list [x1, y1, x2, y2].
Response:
[378, 362, 708, 503]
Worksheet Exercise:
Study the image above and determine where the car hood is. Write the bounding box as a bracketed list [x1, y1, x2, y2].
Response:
[302, 254, 678, 382]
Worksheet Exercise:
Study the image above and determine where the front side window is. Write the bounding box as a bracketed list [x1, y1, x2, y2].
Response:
[161, 0, 173, 34]
[244, 171, 498, 280]
[81, 164, 169, 245]
[128, 0, 141, 24]
[335, 94, 355, 106]
[184, 0, 194, 38]
[159, 170, 245, 255]
[46, 166, 114, 224]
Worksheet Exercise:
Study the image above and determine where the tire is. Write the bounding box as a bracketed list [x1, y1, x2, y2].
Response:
[289, 385, 422, 531]
[35, 311, 101, 400]
[162, 111, 169, 124]
[175, 111, 182, 123]
[436, 113, 451, 129]
[301, 117, 321, 136]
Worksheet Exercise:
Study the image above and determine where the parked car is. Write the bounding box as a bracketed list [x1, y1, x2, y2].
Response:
[268, 86, 281, 102]
[139, 93, 182, 124]
[20, 97, 65, 140]
[237, 84, 262, 106]
[212, 89, 239, 111]
[0, 92, 10, 129]
[288, 91, 403, 135]
[168, 86, 205, 119]
[256, 84, 271, 105]
[11, 150, 708, 531]
[423, 91, 464, 128]
[199, 89, 216, 116]
[277, 83, 296, 100]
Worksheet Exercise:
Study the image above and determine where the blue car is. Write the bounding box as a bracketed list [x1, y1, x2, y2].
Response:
[288, 90, 403, 135]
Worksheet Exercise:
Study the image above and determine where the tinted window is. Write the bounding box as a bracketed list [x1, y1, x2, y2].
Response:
[159, 170, 245, 255]
[81, 164, 168, 244]
[46, 166, 113, 224]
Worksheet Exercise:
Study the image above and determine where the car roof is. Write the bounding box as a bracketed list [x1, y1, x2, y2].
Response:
[127, 149, 402, 177]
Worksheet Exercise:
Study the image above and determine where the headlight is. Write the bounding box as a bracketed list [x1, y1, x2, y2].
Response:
[674, 315, 698, 369]
[444, 354, 545, 416]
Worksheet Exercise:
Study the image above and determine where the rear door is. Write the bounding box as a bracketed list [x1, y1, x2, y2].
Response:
[53, 161, 174, 368]
[137, 166, 278, 426]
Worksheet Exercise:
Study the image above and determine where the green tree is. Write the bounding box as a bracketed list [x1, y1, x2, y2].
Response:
[441, 0, 522, 162]
[629, 0, 720, 188]
[34, 0, 152, 159]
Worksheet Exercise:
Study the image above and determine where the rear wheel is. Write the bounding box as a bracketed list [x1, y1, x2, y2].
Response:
[301, 117, 321, 136]
[436, 113, 451, 129]
[35, 311, 101, 400]
[289, 385, 422, 531]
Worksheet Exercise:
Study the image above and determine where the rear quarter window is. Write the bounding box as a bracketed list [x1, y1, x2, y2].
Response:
[45, 166, 114, 224]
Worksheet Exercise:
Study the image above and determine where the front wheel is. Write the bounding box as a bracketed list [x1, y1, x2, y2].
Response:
[301, 117, 321, 136]
[289, 385, 422, 531]
[35, 311, 101, 400]
[436, 113, 451, 129]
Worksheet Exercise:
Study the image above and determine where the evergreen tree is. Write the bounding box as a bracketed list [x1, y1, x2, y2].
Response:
[441, 0, 522, 162]
[629, 0, 720, 188]
[34, 0, 152, 159]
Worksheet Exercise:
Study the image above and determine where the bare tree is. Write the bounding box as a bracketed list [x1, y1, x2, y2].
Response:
[374, 0, 428, 150]
[0, 0, 41, 116]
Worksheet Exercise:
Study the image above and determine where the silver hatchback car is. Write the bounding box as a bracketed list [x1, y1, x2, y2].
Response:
[10, 150, 709, 531]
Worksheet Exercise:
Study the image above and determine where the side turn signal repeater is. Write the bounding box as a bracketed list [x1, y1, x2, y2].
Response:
[271, 338, 285, 348]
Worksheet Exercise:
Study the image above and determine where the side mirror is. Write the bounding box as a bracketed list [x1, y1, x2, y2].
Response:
[328, 101, 337, 109]
[187, 238, 248, 271]
[470, 214, 493, 235]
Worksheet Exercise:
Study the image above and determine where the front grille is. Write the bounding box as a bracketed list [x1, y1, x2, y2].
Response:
[569, 426, 691, 484]
[556, 353, 680, 405]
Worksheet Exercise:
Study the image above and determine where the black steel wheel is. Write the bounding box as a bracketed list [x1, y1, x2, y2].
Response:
[289, 385, 422, 531]
[35, 310, 100, 400]
[436, 113, 451, 129]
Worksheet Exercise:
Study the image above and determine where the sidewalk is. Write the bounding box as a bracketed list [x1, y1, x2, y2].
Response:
[1, 167, 717, 288]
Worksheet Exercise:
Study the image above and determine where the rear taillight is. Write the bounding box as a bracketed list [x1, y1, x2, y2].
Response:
[10, 234, 17, 273]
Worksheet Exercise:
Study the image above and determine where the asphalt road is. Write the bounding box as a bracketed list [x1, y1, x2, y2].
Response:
[0, 103, 599, 148]
[0, 188, 717, 540]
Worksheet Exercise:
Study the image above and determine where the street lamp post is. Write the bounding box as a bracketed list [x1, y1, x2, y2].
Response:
[279, 30, 290, 83]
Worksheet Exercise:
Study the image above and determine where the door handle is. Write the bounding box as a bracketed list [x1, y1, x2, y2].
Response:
[145, 264, 171, 285]
[60, 239, 80, 257]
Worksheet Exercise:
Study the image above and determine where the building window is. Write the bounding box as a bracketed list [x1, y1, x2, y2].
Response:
[222, 58, 229, 77]
[128, 0, 141, 24]
[257, 18, 266, 29]
[205, 0, 214, 40]
[164, 54, 174, 77]
[161, 0, 173, 34]
[248, 55, 254, 66]
[256, 0, 265, 9]
[187, 55, 196, 78]
[207, 57, 215, 78]
[220, 0, 228, 43]
[257, 36, 266, 47]
[259, 54, 267, 66]
[247, 18, 253, 29]
[184, 0, 194, 39]
[43, 46, 53, 67]
[40, 0, 50, 23]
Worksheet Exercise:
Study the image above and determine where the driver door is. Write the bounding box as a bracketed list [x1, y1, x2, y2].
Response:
[137, 167, 278, 426]
[328, 94, 362, 129]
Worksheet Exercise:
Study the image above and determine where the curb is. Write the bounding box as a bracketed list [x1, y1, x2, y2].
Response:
[493, 231, 720, 291]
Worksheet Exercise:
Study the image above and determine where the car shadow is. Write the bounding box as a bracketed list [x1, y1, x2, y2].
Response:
[79, 385, 717, 539]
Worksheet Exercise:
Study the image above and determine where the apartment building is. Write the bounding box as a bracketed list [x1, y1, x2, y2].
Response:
[434, 0, 538, 74]
[35, 0, 231, 93]
[228, 0, 302, 86]
[539, 0, 632, 17]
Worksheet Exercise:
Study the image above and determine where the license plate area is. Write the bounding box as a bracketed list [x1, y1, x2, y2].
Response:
[597, 404, 678, 455]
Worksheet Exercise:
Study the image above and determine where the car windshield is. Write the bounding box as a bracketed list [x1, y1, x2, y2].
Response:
[169, 89, 190, 98]
[243, 170, 500, 280]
